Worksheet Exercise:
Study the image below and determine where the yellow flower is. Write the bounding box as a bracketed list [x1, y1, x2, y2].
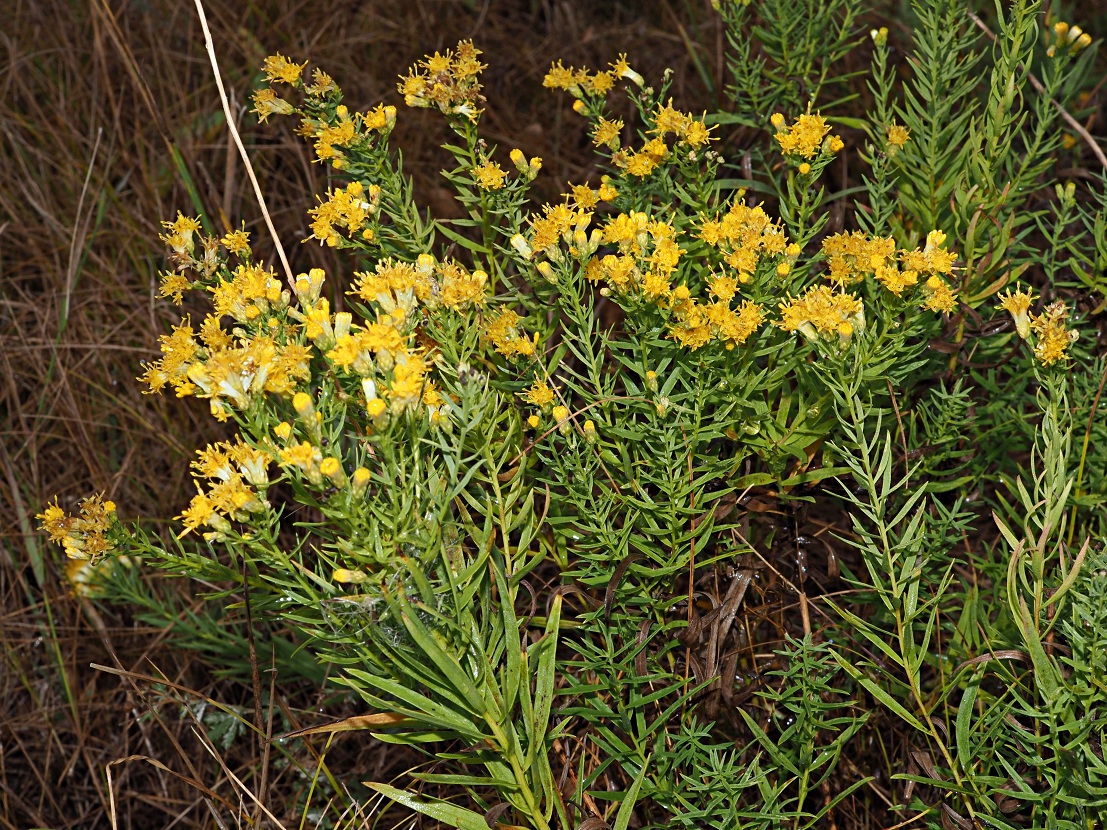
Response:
[521, 380, 556, 408]
[997, 287, 1035, 339]
[333, 568, 368, 584]
[774, 113, 831, 159]
[609, 54, 643, 86]
[320, 457, 346, 486]
[709, 275, 739, 302]
[158, 272, 190, 304]
[351, 467, 371, 497]
[887, 124, 910, 149]
[543, 60, 577, 91]
[1030, 301, 1075, 365]
[593, 117, 623, 148]
[438, 261, 488, 310]
[221, 229, 251, 256]
[263, 54, 307, 85]
[921, 276, 957, 314]
[251, 88, 294, 123]
[778, 285, 864, 344]
[472, 160, 506, 190]
[482, 310, 534, 360]
[583, 420, 597, 443]
[625, 151, 658, 177]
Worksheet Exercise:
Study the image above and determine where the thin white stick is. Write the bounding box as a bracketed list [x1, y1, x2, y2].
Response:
[194, 0, 296, 287]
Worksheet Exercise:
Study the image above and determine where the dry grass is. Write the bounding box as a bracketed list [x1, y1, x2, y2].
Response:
[0, 1, 718, 826]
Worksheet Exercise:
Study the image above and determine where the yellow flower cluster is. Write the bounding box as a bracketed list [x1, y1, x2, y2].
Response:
[997, 289, 1076, 365]
[437, 260, 489, 310]
[822, 232, 897, 286]
[262, 53, 307, 86]
[352, 257, 434, 320]
[778, 285, 865, 349]
[902, 231, 959, 312]
[1029, 300, 1076, 365]
[592, 117, 623, 150]
[652, 100, 713, 149]
[771, 112, 843, 160]
[339, 255, 488, 416]
[252, 88, 295, 123]
[253, 55, 398, 165]
[822, 229, 959, 312]
[309, 181, 380, 247]
[350, 258, 486, 416]
[586, 213, 683, 300]
[160, 212, 201, 259]
[159, 227, 256, 304]
[308, 104, 396, 166]
[567, 178, 618, 211]
[140, 315, 311, 421]
[669, 293, 765, 350]
[180, 437, 271, 536]
[211, 262, 287, 323]
[36, 494, 117, 561]
[482, 309, 535, 360]
[399, 40, 486, 120]
[525, 202, 595, 268]
[472, 159, 507, 190]
[277, 439, 326, 487]
[521, 380, 557, 409]
[887, 123, 910, 154]
[700, 200, 790, 283]
[1048, 21, 1094, 57]
[612, 101, 713, 178]
[543, 54, 643, 99]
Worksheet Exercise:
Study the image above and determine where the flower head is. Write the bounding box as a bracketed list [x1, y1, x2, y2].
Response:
[997, 287, 1035, 339]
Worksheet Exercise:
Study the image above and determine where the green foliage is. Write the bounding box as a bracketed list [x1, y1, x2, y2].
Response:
[36, 1, 1107, 828]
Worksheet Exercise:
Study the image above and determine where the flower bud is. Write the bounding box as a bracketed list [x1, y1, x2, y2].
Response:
[415, 253, 436, 278]
[294, 268, 325, 305]
[333, 312, 353, 341]
[583, 420, 597, 443]
[333, 568, 368, 584]
[536, 261, 556, 282]
[320, 457, 346, 486]
[511, 233, 533, 260]
[293, 392, 315, 421]
[351, 466, 371, 498]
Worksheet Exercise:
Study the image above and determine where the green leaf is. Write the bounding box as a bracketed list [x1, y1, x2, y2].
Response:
[365, 783, 491, 830]
[612, 754, 651, 830]
[955, 677, 979, 773]
[527, 594, 561, 770]
[831, 652, 927, 733]
[435, 220, 490, 254]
